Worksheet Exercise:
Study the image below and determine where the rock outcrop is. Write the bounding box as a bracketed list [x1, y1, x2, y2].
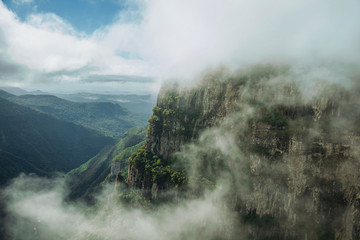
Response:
[127, 65, 360, 239]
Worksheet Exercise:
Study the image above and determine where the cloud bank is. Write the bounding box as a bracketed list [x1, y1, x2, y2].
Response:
[0, 0, 359, 92]
[2, 174, 234, 240]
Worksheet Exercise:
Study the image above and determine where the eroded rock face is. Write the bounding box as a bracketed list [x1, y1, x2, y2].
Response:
[241, 106, 360, 239]
[127, 65, 360, 239]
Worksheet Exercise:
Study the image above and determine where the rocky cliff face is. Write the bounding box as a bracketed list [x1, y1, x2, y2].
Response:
[126, 65, 360, 239]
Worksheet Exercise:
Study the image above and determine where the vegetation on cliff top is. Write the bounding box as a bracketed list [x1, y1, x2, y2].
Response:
[129, 146, 186, 189]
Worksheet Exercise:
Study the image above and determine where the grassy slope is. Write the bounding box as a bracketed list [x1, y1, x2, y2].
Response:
[67, 126, 146, 202]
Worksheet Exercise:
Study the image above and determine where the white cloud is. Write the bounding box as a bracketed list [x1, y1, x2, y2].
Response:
[0, 3, 94, 73]
[12, 0, 33, 5]
[0, 0, 359, 92]
[26, 13, 78, 35]
[3, 174, 232, 240]
[137, 0, 360, 79]
[0, 1, 151, 91]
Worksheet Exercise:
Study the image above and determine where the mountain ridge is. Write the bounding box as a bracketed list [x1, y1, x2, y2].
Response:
[125, 65, 360, 239]
[0, 96, 114, 184]
[0, 90, 148, 139]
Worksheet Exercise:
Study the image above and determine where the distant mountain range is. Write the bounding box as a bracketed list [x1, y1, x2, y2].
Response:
[0, 86, 156, 115]
[0, 87, 154, 239]
[0, 89, 152, 139]
[0, 87, 156, 185]
[0, 97, 115, 184]
[56, 92, 156, 115]
[0, 87, 30, 96]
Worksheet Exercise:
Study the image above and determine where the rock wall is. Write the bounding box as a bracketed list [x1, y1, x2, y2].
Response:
[127, 65, 360, 239]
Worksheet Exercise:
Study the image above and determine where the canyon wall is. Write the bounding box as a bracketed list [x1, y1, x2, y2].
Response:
[126, 65, 360, 239]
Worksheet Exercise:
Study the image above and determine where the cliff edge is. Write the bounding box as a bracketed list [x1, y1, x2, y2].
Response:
[126, 65, 360, 239]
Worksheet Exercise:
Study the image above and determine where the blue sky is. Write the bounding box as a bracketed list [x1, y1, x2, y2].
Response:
[2, 0, 133, 34]
[0, 0, 359, 94]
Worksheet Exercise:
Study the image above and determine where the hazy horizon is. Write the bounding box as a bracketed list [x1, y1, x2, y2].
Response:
[0, 84, 155, 95]
[1, 0, 359, 94]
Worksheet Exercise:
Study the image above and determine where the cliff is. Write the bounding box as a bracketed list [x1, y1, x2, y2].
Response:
[126, 65, 360, 239]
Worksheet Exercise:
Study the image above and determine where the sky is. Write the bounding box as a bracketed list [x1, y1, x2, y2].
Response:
[0, 0, 359, 94]
[2, 0, 128, 34]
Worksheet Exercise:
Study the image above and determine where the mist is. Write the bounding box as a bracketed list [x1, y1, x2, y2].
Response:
[1, 0, 359, 238]
[1, 63, 359, 239]
[2, 174, 235, 240]
[0, 0, 359, 91]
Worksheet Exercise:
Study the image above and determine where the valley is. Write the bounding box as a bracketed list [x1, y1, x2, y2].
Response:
[2, 64, 359, 240]
[0, 0, 358, 239]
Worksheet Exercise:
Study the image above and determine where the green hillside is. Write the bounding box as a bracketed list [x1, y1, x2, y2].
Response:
[67, 126, 146, 202]
[0, 97, 114, 184]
